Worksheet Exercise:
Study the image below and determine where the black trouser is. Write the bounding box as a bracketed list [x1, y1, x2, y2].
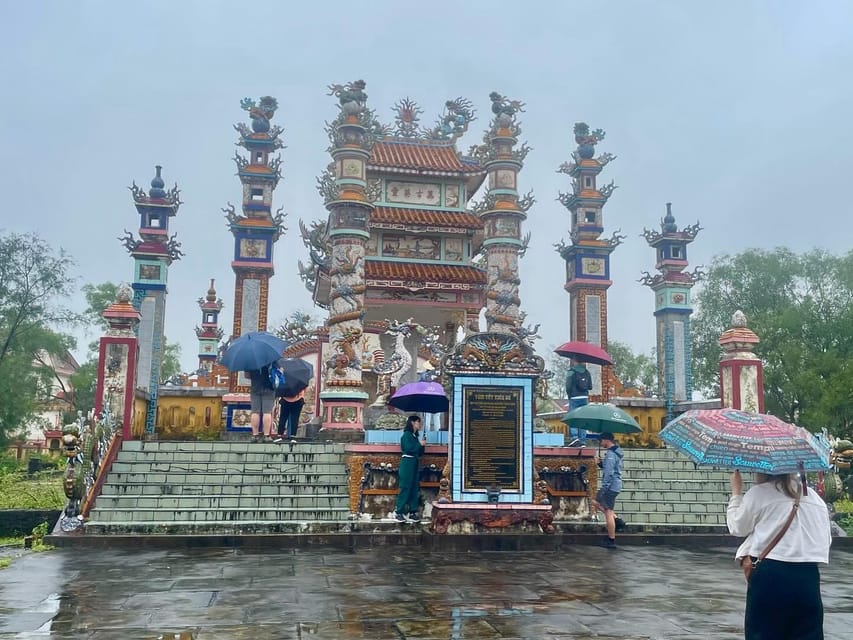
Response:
[277, 399, 305, 437]
[745, 558, 823, 640]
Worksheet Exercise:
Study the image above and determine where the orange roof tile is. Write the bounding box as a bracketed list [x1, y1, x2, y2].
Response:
[371, 206, 483, 230]
[369, 139, 483, 175]
[366, 260, 486, 284]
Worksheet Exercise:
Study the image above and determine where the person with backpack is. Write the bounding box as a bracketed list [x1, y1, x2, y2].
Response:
[565, 359, 593, 444]
[247, 364, 276, 443]
[594, 431, 624, 548]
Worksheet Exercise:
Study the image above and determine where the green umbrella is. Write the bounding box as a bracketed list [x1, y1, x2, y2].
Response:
[561, 403, 642, 434]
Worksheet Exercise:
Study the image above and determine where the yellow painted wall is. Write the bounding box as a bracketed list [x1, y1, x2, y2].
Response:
[616, 405, 668, 448]
[156, 394, 223, 440]
[132, 396, 148, 438]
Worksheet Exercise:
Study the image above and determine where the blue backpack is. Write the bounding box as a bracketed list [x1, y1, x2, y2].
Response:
[268, 364, 286, 393]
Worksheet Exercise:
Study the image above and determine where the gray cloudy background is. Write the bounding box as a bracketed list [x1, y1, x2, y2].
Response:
[2, 1, 851, 373]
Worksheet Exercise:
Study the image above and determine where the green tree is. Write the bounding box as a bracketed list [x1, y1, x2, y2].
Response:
[0, 232, 78, 445]
[607, 340, 658, 394]
[692, 248, 853, 436]
[159, 339, 182, 382]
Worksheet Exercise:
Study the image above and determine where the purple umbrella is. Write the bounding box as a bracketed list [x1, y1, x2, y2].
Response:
[389, 381, 449, 413]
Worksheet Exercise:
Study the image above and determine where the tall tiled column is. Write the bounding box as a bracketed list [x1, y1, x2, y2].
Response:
[124, 165, 182, 434]
[321, 81, 375, 432]
[556, 124, 621, 400]
[477, 92, 532, 333]
[226, 96, 287, 391]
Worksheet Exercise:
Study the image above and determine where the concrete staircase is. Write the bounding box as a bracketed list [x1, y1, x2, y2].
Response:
[83, 441, 734, 536]
[84, 440, 352, 535]
[616, 447, 734, 532]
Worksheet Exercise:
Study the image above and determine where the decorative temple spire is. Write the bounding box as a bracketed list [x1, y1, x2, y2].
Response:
[475, 91, 533, 333]
[122, 165, 182, 434]
[195, 278, 224, 373]
[555, 123, 620, 401]
[225, 95, 287, 391]
[640, 202, 703, 419]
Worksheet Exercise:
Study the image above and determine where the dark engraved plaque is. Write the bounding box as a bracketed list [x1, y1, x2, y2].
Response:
[463, 387, 521, 491]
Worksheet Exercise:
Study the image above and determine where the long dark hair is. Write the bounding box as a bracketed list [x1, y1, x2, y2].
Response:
[404, 415, 421, 433]
[755, 472, 800, 499]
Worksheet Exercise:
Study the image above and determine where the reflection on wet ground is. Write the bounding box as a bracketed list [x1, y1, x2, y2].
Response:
[0, 544, 852, 639]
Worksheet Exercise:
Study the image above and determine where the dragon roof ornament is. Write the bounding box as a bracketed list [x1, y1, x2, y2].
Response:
[426, 97, 476, 142]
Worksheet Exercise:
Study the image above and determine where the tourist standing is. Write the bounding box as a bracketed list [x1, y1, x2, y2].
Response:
[276, 389, 305, 440]
[727, 469, 831, 639]
[247, 366, 275, 443]
[565, 358, 593, 444]
[594, 431, 623, 548]
[395, 415, 426, 522]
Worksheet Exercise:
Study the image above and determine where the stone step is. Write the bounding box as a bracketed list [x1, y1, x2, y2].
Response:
[115, 450, 346, 464]
[105, 471, 349, 485]
[100, 481, 349, 496]
[87, 506, 351, 522]
[121, 441, 346, 454]
[94, 494, 350, 509]
[83, 520, 355, 535]
[620, 479, 732, 490]
[107, 461, 346, 474]
[618, 489, 729, 503]
[620, 469, 732, 480]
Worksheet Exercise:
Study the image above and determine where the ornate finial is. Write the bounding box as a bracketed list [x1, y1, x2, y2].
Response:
[149, 165, 166, 199]
[392, 97, 423, 137]
[207, 278, 217, 301]
[427, 97, 476, 141]
[240, 96, 278, 133]
[573, 122, 606, 159]
[488, 91, 524, 131]
[662, 202, 677, 233]
[327, 79, 368, 115]
[732, 310, 747, 327]
[117, 283, 133, 304]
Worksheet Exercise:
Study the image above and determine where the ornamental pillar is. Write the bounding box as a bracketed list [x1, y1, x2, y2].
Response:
[320, 80, 375, 433]
[95, 284, 142, 439]
[719, 310, 764, 413]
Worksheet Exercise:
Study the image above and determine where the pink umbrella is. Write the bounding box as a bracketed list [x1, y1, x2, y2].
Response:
[554, 341, 614, 366]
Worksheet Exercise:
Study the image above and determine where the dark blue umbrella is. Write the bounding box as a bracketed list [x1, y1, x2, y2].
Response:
[276, 358, 314, 397]
[220, 331, 287, 372]
[389, 381, 449, 413]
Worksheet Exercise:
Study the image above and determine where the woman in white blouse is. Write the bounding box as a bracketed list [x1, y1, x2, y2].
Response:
[727, 469, 832, 640]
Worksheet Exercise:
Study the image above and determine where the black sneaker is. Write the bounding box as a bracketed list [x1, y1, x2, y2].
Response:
[407, 512, 420, 522]
[601, 537, 617, 549]
[615, 517, 626, 532]
[394, 513, 406, 522]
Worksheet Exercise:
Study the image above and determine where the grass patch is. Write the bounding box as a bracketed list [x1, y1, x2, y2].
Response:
[0, 535, 23, 547]
[0, 557, 11, 569]
[0, 470, 65, 509]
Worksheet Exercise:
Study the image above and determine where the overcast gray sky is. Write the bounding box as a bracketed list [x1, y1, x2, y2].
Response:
[2, 1, 851, 373]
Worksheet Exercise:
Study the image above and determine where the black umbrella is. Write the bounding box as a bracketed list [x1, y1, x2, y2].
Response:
[275, 358, 314, 397]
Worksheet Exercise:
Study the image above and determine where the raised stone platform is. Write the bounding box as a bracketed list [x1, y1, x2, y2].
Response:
[431, 502, 555, 534]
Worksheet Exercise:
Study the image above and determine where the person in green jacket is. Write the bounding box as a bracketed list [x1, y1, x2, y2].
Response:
[395, 415, 426, 522]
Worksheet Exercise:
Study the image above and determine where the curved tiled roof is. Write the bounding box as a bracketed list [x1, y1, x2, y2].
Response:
[371, 206, 482, 230]
[369, 139, 484, 175]
[365, 260, 487, 284]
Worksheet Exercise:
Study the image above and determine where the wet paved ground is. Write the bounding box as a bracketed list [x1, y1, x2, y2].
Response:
[1, 544, 852, 639]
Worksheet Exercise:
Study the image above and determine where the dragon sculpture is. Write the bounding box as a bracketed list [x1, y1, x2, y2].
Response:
[427, 97, 476, 141]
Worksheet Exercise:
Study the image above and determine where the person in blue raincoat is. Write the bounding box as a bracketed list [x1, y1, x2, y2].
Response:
[395, 415, 426, 522]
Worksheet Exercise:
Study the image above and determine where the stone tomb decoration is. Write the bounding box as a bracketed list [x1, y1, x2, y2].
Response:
[432, 333, 554, 533]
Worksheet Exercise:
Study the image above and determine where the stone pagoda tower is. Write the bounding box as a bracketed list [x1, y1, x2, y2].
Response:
[476, 93, 533, 333]
[225, 96, 287, 391]
[122, 165, 182, 433]
[555, 124, 622, 400]
[641, 203, 703, 420]
[195, 279, 224, 374]
[304, 81, 490, 430]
